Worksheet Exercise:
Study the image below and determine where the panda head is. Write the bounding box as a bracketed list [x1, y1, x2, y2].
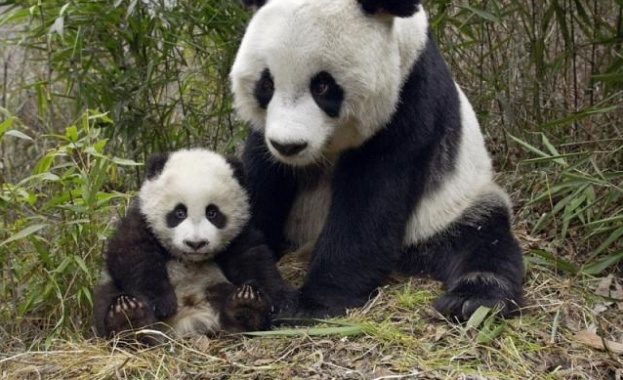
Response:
[231, 0, 428, 166]
[139, 149, 250, 262]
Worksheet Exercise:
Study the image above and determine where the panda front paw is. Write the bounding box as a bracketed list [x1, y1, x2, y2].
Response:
[223, 284, 271, 332]
[433, 272, 521, 321]
[105, 295, 155, 334]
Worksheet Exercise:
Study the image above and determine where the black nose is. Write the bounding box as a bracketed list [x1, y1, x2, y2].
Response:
[184, 239, 208, 250]
[269, 140, 308, 156]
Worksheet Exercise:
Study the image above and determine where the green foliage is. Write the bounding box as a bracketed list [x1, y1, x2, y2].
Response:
[426, 0, 622, 273]
[1, 0, 249, 158]
[511, 133, 622, 274]
[0, 109, 138, 342]
[0, 0, 622, 342]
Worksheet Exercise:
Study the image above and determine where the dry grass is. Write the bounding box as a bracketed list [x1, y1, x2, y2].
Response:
[2, 231, 622, 380]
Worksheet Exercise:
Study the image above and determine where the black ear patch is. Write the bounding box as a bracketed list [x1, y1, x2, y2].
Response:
[241, 0, 268, 9]
[145, 152, 170, 180]
[357, 0, 421, 17]
[225, 155, 247, 188]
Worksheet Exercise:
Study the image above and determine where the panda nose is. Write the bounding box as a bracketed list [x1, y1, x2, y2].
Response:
[184, 239, 208, 250]
[269, 140, 308, 156]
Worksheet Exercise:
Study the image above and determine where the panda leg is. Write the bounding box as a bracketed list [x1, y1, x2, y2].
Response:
[401, 203, 524, 321]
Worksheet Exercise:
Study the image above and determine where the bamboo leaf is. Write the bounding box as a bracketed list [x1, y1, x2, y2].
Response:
[466, 306, 491, 330]
[463, 6, 500, 22]
[583, 251, 623, 275]
[4, 129, 33, 141]
[0, 224, 48, 247]
[244, 323, 364, 337]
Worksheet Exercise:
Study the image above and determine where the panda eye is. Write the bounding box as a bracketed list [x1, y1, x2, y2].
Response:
[254, 69, 275, 109]
[312, 82, 329, 96]
[174, 205, 187, 220]
[310, 71, 344, 118]
[206, 205, 219, 220]
[261, 76, 274, 92]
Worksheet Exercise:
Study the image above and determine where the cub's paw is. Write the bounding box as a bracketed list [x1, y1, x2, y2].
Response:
[105, 295, 153, 334]
[223, 284, 271, 332]
[433, 272, 521, 321]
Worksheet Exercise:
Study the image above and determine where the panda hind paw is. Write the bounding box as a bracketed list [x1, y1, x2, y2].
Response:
[433, 273, 521, 321]
[105, 295, 153, 334]
[224, 284, 271, 332]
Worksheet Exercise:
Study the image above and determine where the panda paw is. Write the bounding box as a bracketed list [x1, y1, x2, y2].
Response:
[105, 295, 154, 334]
[223, 284, 271, 332]
[271, 294, 351, 326]
[433, 272, 521, 321]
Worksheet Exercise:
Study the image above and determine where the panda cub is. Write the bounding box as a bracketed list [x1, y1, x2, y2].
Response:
[93, 148, 292, 340]
[231, 0, 524, 321]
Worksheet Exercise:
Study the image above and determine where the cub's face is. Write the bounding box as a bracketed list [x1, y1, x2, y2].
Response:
[139, 150, 250, 262]
[230, 0, 428, 166]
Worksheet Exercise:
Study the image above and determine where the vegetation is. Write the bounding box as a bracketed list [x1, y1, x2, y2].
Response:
[0, 0, 621, 378]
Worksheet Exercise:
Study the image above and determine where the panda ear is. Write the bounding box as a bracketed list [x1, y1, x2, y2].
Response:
[145, 152, 170, 180]
[357, 0, 421, 17]
[225, 155, 247, 188]
[240, 0, 268, 10]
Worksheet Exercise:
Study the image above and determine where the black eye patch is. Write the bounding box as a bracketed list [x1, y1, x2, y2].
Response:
[254, 68, 274, 110]
[206, 204, 227, 229]
[166, 203, 187, 228]
[310, 71, 344, 118]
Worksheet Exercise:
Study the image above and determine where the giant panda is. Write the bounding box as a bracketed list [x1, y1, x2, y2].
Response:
[230, 0, 524, 321]
[93, 148, 294, 341]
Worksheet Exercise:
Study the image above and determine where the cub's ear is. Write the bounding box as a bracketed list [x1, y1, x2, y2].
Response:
[145, 152, 170, 180]
[357, 0, 421, 17]
[240, 0, 268, 10]
[225, 155, 247, 188]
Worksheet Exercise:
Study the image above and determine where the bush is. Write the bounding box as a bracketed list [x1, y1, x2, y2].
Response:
[1, 109, 138, 342]
[1, 0, 249, 159]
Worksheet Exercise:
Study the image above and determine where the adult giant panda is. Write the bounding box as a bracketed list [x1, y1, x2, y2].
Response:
[230, 0, 524, 321]
[93, 149, 293, 340]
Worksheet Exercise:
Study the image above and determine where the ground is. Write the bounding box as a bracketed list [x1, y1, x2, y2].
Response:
[2, 230, 622, 380]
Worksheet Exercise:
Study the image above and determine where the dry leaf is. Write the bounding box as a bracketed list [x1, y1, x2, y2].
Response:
[574, 329, 623, 355]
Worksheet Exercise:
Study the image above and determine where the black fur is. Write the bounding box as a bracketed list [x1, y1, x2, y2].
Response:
[225, 155, 247, 187]
[243, 38, 523, 321]
[254, 69, 274, 110]
[357, 0, 421, 17]
[103, 200, 178, 322]
[241, 0, 267, 9]
[206, 204, 227, 229]
[145, 152, 169, 180]
[310, 71, 344, 118]
[242, 131, 299, 255]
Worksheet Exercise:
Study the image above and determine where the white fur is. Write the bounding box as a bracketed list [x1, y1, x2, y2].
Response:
[284, 170, 333, 245]
[403, 87, 509, 244]
[230, 0, 429, 166]
[139, 148, 250, 261]
[163, 260, 228, 336]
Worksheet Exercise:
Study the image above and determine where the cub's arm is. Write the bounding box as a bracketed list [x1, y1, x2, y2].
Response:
[104, 201, 177, 319]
